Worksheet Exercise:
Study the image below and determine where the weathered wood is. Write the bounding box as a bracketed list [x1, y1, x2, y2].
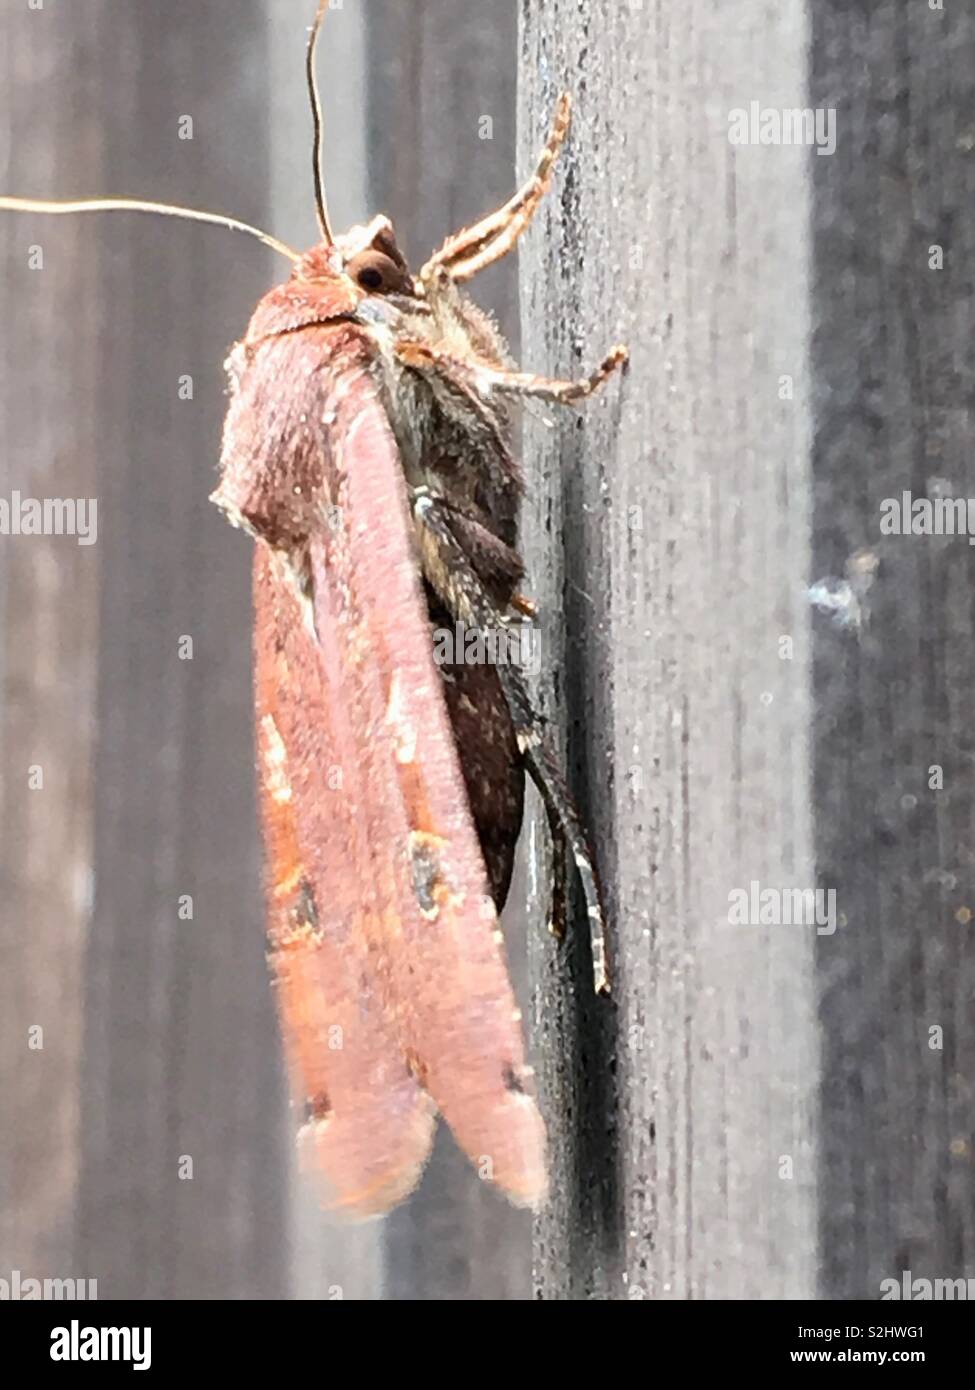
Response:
[810, 2, 975, 1298]
[521, 3, 818, 1298]
[0, 2, 102, 1283]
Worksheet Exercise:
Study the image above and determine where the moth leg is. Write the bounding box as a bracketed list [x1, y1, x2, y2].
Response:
[512, 593, 537, 619]
[486, 348, 629, 405]
[412, 489, 610, 995]
[525, 743, 605, 991]
[395, 340, 628, 407]
[546, 791, 568, 943]
[419, 93, 571, 285]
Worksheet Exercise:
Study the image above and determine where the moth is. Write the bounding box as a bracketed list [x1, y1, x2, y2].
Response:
[1, 1, 626, 1217]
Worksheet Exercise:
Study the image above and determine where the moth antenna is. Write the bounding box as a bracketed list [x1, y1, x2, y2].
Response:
[306, 0, 335, 246]
[0, 196, 300, 264]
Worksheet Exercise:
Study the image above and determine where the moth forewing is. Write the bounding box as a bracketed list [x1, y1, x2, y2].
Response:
[217, 313, 548, 1212]
[254, 546, 438, 1219]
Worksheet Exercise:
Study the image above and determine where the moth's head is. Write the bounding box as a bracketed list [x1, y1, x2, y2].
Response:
[294, 215, 417, 299]
[290, 10, 424, 305]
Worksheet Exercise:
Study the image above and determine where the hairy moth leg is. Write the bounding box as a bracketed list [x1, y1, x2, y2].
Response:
[395, 340, 628, 407]
[484, 347, 629, 405]
[413, 490, 610, 995]
[420, 92, 572, 285]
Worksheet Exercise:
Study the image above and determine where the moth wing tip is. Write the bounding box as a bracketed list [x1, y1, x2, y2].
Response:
[297, 1097, 438, 1222]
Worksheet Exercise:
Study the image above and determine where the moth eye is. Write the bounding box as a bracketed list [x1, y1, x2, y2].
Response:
[348, 250, 408, 295]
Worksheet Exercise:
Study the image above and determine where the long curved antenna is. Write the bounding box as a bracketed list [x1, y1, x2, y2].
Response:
[306, 0, 334, 245]
[0, 196, 300, 264]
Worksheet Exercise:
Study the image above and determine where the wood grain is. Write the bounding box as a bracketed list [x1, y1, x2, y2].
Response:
[810, 0, 975, 1297]
[520, 0, 819, 1299]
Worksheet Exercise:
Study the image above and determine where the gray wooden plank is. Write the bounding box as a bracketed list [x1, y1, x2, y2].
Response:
[809, 1, 975, 1298]
[520, 1, 819, 1299]
[0, 1, 103, 1287]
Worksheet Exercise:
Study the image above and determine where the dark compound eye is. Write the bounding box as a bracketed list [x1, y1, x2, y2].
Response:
[347, 249, 411, 295]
